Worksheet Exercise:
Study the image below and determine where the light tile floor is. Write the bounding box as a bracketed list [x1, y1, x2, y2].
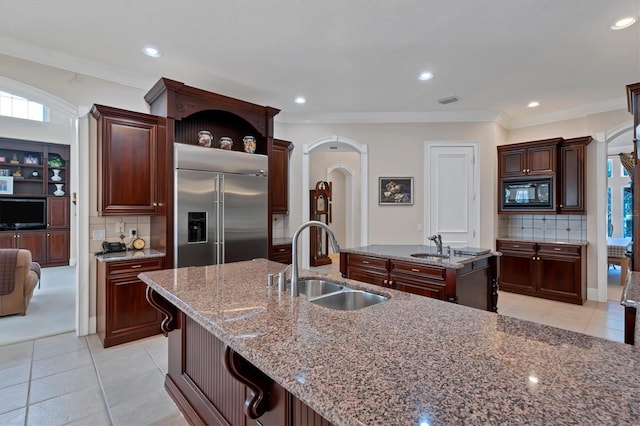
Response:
[0, 261, 628, 425]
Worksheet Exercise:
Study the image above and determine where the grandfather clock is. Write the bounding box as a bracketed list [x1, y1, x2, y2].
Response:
[310, 181, 332, 266]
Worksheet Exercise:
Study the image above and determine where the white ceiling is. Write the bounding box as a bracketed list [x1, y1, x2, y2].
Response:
[0, 0, 638, 128]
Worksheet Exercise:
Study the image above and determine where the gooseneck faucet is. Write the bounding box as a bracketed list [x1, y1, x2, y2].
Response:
[290, 220, 340, 297]
[428, 233, 443, 255]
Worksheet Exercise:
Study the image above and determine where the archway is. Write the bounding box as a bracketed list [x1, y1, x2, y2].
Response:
[301, 136, 368, 269]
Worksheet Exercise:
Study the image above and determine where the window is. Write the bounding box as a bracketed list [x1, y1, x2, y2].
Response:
[607, 159, 612, 178]
[622, 164, 629, 177]
[0, 91, 47, 122]
[623, 185, 632, 238]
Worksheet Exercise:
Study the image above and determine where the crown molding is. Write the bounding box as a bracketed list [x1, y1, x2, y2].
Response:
[275, 110, 504, 125]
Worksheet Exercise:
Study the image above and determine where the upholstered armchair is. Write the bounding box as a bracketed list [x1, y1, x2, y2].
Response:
[0, 249, 40, 316]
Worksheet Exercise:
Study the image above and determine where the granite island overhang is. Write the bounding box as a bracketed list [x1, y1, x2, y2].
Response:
[139, 258, 640, 425]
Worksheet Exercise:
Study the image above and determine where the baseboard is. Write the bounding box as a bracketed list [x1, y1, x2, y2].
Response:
[587, 287, 603, 303]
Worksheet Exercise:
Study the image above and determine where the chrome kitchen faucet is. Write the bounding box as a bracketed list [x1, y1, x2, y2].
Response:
[428, 233, 443, 255]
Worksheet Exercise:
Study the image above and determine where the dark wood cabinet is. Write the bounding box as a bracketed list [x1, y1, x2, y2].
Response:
[270, 139, 293, 215]
[269, 243, 292, 264]
[498, 139, 560, 177]
[97, 257, 164, 347]
[497, 239, 586, 304]
[47, 196, 69, 228]
[340, 252, 497, 311]
[627, 82, 640, 270]
[91, 104, 166, 216]
[0, 138, 70, 267]
[558, 137, 591, 213]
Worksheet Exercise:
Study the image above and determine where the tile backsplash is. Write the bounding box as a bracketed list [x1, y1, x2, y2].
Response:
[272, 214, 290, 239]
[89, 215, 151, 253]
[498, 214, 587, 241]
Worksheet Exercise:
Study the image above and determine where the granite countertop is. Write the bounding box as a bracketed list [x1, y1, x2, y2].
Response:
[341, 244, 498, 269]
[95, 248, 165, 262]
[139, 258, 639, 425]
[622, 271, 640, 308]
[497, 236, 589, 246]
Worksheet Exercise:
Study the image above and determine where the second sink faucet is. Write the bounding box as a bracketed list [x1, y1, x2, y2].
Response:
[428, 233, 443, 255]
[290, 220, 340, 297]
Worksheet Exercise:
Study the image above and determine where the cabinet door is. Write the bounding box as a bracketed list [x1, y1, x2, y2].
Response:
[47, 196, 69, 228]
[108, 275, 162, 337]
[498, 147, 527, 177]
[526, 145, 556, 175]
[391, 273, 447, 300]
[16, 231, 46, 264]
[558, 142, 586, 213]
[0, 232, 16, 248]
[46, 230, 69, 266]
[94, 106, 164, 215]
[498, 250, 536, 293]
[269, 139, 291, 214]
[536, 254, 582, 301]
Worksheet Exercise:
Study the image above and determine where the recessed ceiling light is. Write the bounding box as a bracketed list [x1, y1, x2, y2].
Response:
[143, 46, 161, 57]
[527, 101, 540, 108]
[418, 72, 434, 81]
[294, 96, 306, 104]
[611, 16, 637, 30]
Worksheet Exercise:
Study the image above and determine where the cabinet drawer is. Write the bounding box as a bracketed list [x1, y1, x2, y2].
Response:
[106, 258, 164, 276]
[496, 240, 536, 252]
[537, 243, 581, 256]
[346, 254, 388, 271]
[390, 260, 445, 281]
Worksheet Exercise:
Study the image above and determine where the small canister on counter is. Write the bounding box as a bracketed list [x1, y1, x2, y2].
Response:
[198, 130, 213, 147]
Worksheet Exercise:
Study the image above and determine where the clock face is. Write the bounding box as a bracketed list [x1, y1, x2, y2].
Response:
[132, 237, 146, 250]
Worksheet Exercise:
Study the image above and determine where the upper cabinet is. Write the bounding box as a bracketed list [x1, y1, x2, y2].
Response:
[91, 105, 166, 216]
[498, 138, 562, 178]
[558, 136, 591, 214]
[497, 136, 590, 214]
[270, 139, 293, 214]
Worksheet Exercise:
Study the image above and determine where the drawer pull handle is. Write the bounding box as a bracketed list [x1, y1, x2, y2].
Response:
[554, 248, 561, 251]
[411, 268, 420, 272]
[278, 248, 285, 252]
[383, 279, 388, 284]
[362, 260, 370, 264]
[130, 265, 143, 269]
[513, 245, 520, 248]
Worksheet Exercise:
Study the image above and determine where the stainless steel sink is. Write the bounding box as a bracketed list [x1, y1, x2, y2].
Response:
[310, 289, 388, 311]
[297, 278, 344, 298]
[410, 252, 449, 260]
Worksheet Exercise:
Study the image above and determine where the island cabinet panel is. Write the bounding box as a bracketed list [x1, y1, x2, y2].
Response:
[97, 258, 164, 348]
[497, 239, 586, 304]
[164, 312, 331, 426]
[340, 251, 497, 311]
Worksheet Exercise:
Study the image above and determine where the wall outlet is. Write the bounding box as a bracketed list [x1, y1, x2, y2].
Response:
[129, 228, 137, 238]
[116, 222, 125, 234]
[92, 229, 106, 241]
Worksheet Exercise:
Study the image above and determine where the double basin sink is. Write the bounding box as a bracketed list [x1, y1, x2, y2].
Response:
[297, 278, 388, 311]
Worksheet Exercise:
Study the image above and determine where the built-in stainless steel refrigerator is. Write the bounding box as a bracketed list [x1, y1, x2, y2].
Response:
[174, 143, 268, 268]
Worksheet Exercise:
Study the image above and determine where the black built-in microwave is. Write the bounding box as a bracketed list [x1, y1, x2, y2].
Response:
[500, 176, 554, 211]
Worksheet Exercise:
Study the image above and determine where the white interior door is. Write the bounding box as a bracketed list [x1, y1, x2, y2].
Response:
[425, 143, 479, 248]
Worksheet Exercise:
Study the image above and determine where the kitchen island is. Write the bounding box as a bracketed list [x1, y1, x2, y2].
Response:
[340, 244, 499, 311]
[140, 258, 639, 425]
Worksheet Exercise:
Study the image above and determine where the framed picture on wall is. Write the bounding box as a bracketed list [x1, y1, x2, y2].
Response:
[0, 176, 14, 195]
[379, 177, 413, 205]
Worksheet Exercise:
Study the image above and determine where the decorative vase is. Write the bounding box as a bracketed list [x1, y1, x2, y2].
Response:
[51, 169, 62, 182]
[219, 137, 233, 150]
[198, 130, 213, 147]
[243, 136, 256, 153]
[54, 183, 65, 196]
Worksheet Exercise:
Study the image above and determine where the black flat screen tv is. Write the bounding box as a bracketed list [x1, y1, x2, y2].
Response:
[0, 198, 47, 230]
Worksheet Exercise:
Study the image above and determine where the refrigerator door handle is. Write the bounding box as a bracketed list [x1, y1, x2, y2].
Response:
[219, 174, 225, 264]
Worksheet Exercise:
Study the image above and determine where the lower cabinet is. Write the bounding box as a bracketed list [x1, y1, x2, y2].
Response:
[497, 239, 586, 304]
[0, 229, 69, 266]
[340, 252, 497, 311]
[97, 257, 164, 348]
[269, 243, 292, 264]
